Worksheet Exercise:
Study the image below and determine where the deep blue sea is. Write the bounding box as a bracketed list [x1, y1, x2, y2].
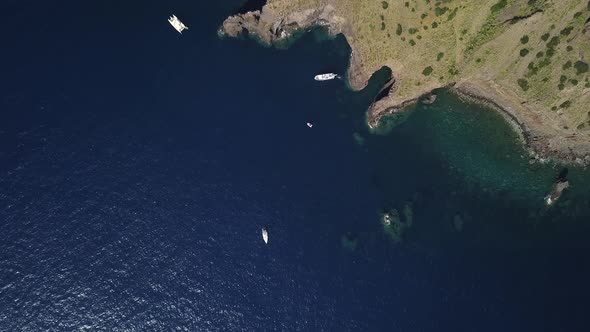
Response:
[1, 1, 590, 331]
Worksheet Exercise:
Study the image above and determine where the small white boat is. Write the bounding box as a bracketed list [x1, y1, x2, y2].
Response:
[306, 122, 313, 128]
[314, 73, 338, 81]
[261, 228, 268, 244]
[168, 15, 188, 34]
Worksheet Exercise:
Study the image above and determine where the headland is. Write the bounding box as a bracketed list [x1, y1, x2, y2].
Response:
[220, 0, 590, 164]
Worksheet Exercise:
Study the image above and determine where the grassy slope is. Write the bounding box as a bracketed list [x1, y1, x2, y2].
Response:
[266, 0, 590, 134]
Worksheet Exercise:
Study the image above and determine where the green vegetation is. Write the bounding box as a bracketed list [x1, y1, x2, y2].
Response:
[517, 78, 529, 91]
[490, 0, 507, 14]
[574, 61, 589, 74]
[396, 24, 403, 36]
[422, 66, 433, 76]
[437, 52, 444, 61]
[435, 7, 449, 16]
[520, 35, 529, 44]
[560, 26, 574, 36]
[448, 8, 458, 21]
[541, 33, 550, 41]
[382, 1, 389, 9]
[547, 36, 560, 49]
[520, 49, 529, 57]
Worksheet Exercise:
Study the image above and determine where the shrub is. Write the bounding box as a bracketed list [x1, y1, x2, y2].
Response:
[437, 52, 444, 61]
[396, 24, 403, 36]
[435, 7, 449, 16]
[563, 61, 572, 70]
[422, 66, 433, 76]
[541, 33, 550, 41]
[520, 49, 529, 57]
[546, 48, 555, 57]
[560, 75, 568, 83]
[491, 0, 507, 14]
[432, 22, 439, 29]
[567, 45, 574, 51]
[560, 26, 574, 36]
[547, 36, 560, 48]
[517, 78, 529, 91]
[536, 51, 544, 58]
[408, 28, 418, 34]
[520, 35, 529, 44]
[570, 79, 579, 85]
[560, 100, 572, 108]
[409, 39, 416, 46]
[382, 1, 389, 9]
[448, 8, 458, 21]
[574, 61, 589, 74]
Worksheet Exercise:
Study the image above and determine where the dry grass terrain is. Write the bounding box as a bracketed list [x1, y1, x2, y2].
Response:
[224, 0, 590, 161]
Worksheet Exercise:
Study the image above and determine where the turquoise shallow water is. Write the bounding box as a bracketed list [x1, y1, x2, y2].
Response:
[362, 88, 590, 249]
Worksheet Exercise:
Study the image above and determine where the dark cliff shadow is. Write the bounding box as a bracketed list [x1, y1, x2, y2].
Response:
[233, 0, 267, 14]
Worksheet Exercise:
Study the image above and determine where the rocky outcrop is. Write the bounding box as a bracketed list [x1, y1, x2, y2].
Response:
[220, 5, 345, 45]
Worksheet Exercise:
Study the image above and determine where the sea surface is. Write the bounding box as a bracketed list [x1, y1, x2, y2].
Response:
[1, 1, 590, 331]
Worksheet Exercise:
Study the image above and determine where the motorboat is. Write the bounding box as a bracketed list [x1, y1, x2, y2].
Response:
[314, 73, 338, 81]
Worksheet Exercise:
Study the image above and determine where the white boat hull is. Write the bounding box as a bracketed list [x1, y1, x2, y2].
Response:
[314, 73, 338, 81]
[168, 15, 188, 34]
[262, 228, 268, 244]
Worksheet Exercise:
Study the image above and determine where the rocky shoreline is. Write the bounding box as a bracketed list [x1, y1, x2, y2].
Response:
[220, 3, 590, 166]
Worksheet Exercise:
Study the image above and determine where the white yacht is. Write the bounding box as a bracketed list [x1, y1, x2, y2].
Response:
[306, 122, 313, 128]
[314, 73, 338, 81]
[168, 15, 188, 34]
[261, 228, 269, 244]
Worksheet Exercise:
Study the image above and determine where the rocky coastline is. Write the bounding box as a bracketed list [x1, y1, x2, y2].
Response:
[220, 2, 590, 166]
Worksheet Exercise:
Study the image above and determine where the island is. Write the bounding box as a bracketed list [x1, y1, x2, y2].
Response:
[220, 0, 590, 163]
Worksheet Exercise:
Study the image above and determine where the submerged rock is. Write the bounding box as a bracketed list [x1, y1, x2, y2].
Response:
[453, 214, 464, 232]
[402, 202, 413, 227]
[353, 132, 365, 146]
[341, 232, 358, 251]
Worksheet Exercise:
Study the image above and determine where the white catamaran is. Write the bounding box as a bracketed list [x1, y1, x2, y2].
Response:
[314, 73, 338, 81]
[168, 15, 188, 34]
